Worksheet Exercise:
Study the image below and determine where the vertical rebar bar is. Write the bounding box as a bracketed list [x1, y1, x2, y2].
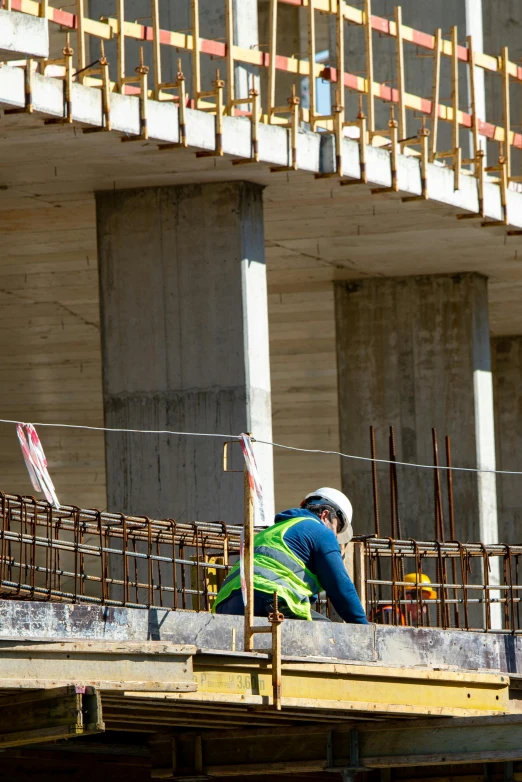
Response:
[445, 435, 460, 627]
[370, 426, 380, 537]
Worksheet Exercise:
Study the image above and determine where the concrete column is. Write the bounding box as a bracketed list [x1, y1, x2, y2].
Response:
[89, 0, 258, 101]
[334, 274, 497, 546]
[492, 337, 522, 544]
[96, 182, 274, 525]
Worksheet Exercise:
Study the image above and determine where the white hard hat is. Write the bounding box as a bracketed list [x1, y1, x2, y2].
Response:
[303, 487, 353, 544]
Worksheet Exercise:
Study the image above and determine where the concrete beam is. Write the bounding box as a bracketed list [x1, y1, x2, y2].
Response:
[0, 601, 521, 675]
[0, 66, 518, 229]
[0, 9, 48, 61]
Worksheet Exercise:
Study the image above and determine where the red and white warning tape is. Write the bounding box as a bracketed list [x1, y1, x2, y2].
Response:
[16, 424, 60, 508]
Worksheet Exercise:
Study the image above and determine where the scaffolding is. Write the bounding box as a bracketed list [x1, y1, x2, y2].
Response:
[2, 0, 522, 223]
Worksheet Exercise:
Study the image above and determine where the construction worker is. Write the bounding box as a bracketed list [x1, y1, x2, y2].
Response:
[369, 573, 437, 626]
[213, 487, 368, 624]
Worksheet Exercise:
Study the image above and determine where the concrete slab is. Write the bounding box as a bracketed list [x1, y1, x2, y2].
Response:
[0, 65, 517, 231]
[0, 601, 519, 674]
[0, 9, 48, 61]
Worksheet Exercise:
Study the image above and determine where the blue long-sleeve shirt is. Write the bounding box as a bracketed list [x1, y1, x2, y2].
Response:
[216, 508, 368, 624]
[275, 508, 368, 624]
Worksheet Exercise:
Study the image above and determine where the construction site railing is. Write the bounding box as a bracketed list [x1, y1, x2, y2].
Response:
[2, 0, 522, 222]
[2, 490, 522, 634]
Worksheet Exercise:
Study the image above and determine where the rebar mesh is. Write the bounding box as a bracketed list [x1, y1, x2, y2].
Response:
[0, 492, 240, 611]
[362, 537, 522, 633]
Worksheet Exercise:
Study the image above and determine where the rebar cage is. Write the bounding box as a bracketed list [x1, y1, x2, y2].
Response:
[0, 492, 240, 611]
[361, 537, 522, 634]
[3, 491, 522, 634]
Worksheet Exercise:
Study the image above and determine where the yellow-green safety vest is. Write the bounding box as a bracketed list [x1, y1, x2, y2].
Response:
[212, 516, 323, 620]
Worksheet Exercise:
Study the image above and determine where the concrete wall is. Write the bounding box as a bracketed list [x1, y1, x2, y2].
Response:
[492, 336, 522, 543]
[0, 193, 105, 510]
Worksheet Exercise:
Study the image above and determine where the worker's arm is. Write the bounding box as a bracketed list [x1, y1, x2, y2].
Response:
[312, 528, 369, 624]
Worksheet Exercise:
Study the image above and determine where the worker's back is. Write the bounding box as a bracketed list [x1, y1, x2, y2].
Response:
[213, 508, 368, 624]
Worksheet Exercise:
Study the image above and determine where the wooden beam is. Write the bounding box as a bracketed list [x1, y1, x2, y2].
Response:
[0, 686, 103, 749]
[0, 641, 197, 692]
[163, 714, 522, 774]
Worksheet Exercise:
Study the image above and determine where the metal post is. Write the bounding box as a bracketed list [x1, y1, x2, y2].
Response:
[243, 465, 254, 652]
[225, 0, 235, 113]
[191, 0, 201, 107]
[151, 0, 162, 99]
[116, 0, 125, 92]
[370, 426, 380, 537]
[307, 0, 317, 130]
[430, 28, 441, 162]
[467, 36, 479, 161]
[502, 46, 512, 180]
[76, 0, 86, 82]
[364, 0, 375, 137]
[354, 541, 367, 613]
[451, 26, 461, 189]
[336, 0, 345, 110]
[268, 0, 277, 123]
[268, 592, 283, 710]
[394, 6, 405, 141]
[137, 47, 149, 139]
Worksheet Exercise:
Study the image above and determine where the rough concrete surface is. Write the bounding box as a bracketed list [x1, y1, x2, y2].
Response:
[1, 601, 521, 674]
[97, 182, 274, 524]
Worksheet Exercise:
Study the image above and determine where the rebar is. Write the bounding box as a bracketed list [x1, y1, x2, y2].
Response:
[0, 492, 240, 612]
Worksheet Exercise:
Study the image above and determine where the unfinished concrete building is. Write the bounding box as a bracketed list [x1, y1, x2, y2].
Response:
[0, 1, 521, 781]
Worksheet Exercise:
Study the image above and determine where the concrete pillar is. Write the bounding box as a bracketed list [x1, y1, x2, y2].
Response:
[334, 274, 497, 546]
[492, 337, 522, 544]
[96, 182, 274, 525]
[89, 0, 258, 102]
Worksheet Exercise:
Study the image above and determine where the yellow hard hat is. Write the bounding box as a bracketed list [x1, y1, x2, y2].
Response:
[404, 573, 437, 600]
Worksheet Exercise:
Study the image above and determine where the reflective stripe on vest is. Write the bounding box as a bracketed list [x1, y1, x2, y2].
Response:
[253, 545, 319, 594]
[213, 516, 324, 620]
